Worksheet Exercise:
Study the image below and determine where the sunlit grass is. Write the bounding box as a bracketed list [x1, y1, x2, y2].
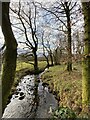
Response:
[16, 61, 33, 71]
[16, 60, 47, 71]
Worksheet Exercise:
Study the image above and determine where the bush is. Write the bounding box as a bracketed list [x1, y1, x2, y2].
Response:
[51, 106, 76, 119]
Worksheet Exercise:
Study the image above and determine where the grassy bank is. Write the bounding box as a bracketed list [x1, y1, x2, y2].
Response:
[41, 63, 83, 117]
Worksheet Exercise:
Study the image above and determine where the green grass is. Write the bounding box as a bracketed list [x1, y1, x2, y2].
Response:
[16, 61, 47, 71]
[16, 61, 33, 71]
[41, 63, 82, 116]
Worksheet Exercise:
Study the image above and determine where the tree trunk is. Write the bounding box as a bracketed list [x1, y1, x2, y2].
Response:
[33, 49, 38, 74]
[66, 7, 72, 72]
[43, 54, 49, 68]
[1, 2, 17, 112]
[54, 48, 61, 65]
[46, 58, 49, 68]
[54, 49, 58, 65]
[81, 2, 90, 114]
[50, 53, 54, 66]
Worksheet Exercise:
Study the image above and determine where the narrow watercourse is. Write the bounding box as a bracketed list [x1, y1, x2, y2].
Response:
[2, 70, 58, 118]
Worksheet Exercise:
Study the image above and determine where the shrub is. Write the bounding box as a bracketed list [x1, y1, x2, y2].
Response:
[51, 106, 76, 119]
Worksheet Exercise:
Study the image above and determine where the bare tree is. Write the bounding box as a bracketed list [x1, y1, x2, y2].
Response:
[40, 29, 54, 66]
[53, 40, 62, 65]
[72, 30, 84, 63]
[39, 0, 82, 72]
[10, 1, 39, 73]
[41, 31, 50, 67]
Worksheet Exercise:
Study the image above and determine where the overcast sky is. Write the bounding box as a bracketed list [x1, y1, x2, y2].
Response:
[0, 0, 56, 47]
[0, 0, 84, 53]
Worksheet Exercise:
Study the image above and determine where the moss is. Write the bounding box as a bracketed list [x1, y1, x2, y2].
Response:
[81, 2, 90, 114]
[82, 57, 90, 107]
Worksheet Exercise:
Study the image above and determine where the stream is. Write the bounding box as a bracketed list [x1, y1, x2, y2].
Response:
[2, 72, 58, 118]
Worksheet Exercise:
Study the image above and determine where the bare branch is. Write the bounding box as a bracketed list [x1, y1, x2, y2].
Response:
[38, 3, 67, 29]
[70, 2, 77, 11]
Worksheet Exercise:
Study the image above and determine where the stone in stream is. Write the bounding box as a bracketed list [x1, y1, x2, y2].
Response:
[19, 95, 25, 100]
[30, 79, 31, 82]
[20, 92, 24, 96]
[18, 92, 25, 100]
[19, 96, 25, 100]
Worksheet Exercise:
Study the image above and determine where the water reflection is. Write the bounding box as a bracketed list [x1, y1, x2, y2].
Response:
[2, 74, 58, 118]
[2, 75, 36, 118]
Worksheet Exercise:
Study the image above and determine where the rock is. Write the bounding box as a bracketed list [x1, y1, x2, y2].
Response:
[19, 95, 25, 100]
[20, 92, 24, 96]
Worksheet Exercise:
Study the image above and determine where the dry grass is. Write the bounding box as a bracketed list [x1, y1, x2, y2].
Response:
[41, 63, 82, 116]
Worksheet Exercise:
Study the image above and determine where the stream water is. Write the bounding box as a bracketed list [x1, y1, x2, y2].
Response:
[2, 73, 58, 118]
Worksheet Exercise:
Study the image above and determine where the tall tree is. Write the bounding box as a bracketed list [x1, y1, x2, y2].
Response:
[81, 1, 90, 115]
[41, 31, 50, 67]
[63, 2, 72, 71]
[53, 46, 62, 65]
[40, 1, 81, 71]
[1, 2, 17, 112]
[10, 1, 39, 73]
[41, 33, 54, 66]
